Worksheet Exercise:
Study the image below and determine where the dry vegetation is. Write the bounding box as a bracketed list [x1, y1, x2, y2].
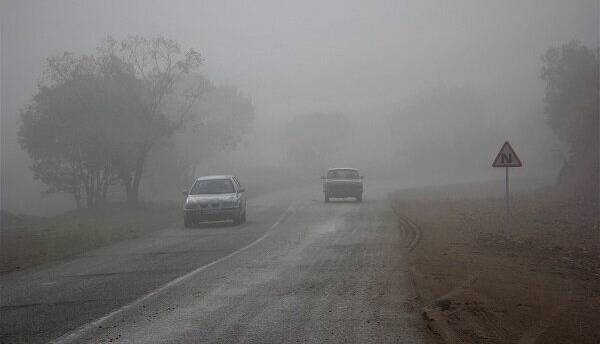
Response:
[392, 184, 599, 343]
[0, 179, 282, 275]
[0, 203, 181, 274]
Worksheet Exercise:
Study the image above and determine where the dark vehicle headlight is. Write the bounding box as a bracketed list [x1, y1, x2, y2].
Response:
[185, 202, 199, 210]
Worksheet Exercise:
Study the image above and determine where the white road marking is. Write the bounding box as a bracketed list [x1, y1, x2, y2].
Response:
[50, 205, 295, 344]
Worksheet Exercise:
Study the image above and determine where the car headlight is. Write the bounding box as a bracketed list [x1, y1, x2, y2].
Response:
[185, 202, 199, 210]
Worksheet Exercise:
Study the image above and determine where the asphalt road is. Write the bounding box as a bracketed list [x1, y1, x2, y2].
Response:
[1, 184, 424, 343]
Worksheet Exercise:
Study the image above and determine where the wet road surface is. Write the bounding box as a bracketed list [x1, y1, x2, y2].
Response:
[1, 185, 423, 343]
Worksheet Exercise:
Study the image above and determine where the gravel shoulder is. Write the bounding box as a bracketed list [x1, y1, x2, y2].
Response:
[391, 183, 599, 343]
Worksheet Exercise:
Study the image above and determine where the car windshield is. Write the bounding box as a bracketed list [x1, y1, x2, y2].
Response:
[327, 169, 359, 179]
[190, 179, 235, 195]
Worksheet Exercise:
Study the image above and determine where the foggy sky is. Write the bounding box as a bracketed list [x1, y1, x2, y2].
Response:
[1, 0, 598, 214]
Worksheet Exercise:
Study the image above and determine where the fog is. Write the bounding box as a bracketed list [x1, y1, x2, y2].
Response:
[1, 0, 598, 215]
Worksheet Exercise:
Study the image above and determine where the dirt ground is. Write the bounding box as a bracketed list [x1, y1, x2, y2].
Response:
[392, 185, 599, 343]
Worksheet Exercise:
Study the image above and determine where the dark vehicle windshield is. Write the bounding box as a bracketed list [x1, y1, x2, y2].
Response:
[327, 169, 359, 179]
[190, 179, 235, 195]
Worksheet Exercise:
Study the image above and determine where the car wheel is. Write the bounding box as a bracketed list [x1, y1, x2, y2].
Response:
[325, 195, 330, 202]
[356, 195, 363, 202]
[233, 212, 243, 225]
[241, 211, 247, 223]
[184, 214, 192, 228]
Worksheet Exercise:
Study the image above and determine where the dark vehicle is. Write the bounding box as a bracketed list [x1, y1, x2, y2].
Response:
[321, 168, 364, 202]
[182, 175, 247, 227]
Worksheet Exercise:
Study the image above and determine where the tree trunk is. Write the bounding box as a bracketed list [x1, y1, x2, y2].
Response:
[72, 179, 82, 209]
[86, 188, 94, 208]
[74, 194, 82, 209]
[125, 151, 147, 207]
[101, 174, 110, 203]
[126, 178, 142, 207]
[84, 175, 94, 208]
[126, 186, 138, 207]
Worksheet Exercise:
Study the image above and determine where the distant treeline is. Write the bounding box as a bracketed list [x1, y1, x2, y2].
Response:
[385, 40, 598, 194]
[541, 40, 598, 197]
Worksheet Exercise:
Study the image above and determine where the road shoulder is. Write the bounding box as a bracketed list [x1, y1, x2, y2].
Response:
[391, 188, 599, 343]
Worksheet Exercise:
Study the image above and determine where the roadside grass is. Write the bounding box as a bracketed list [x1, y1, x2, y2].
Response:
[391, 184, 599, 343]
[0, 203, 181, 275]
[0, 178, 288, 276]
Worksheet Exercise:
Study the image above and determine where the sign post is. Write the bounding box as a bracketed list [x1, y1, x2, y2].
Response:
[492, 141, 522, 237]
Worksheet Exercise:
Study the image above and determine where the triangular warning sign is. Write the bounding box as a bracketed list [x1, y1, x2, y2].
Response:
[492, 141, 522, 167]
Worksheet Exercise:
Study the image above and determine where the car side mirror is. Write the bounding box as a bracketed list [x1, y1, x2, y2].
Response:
[182, 190, 188, 196]
[238, 187, 245, 193]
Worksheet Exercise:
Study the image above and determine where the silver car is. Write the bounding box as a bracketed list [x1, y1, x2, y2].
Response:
[183, 175, 247, 227]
